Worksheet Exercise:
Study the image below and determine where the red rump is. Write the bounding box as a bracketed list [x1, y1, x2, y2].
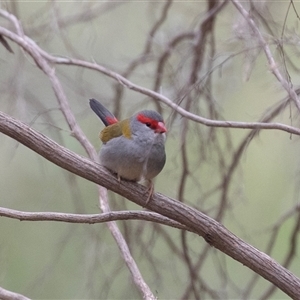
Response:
[106, 116, 118, 125]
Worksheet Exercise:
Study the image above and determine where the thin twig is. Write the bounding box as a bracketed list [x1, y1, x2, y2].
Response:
[231, 0, 300, 111]
[0, 24, 299, 136]
[0, 207, 190, 231]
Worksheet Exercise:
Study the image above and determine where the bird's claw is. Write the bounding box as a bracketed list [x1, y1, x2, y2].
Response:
[144, 181, 154, 206]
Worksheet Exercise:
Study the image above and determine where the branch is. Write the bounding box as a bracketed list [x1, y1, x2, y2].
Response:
[0, 25, 299, 137]
[49, 56, 300, 136]
[0, 207, 190, 231]
[1, 7, 300, 299]
[231, 0, 300, 112]
[0, 286, 30, 300]
[0, 10, 155, 299]
[0, 108, 299, 299]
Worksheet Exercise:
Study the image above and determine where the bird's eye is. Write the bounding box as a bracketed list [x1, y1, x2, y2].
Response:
[145, 122, 151, 127]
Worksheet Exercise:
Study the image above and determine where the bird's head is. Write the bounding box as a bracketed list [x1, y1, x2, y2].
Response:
[131, 110, 167, 137]
[99, 109, 167, 143]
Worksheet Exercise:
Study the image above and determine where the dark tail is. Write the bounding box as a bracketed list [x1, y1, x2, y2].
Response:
[89, 98, 118, 126]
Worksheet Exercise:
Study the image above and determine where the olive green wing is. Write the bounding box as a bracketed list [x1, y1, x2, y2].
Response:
[99, 119, 131, 143]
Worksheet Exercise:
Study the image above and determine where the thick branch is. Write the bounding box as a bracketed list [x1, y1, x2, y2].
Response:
[0, 111, 299, 299]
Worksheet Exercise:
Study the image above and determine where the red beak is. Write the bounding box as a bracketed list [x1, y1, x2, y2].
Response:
[156, 122, 167, 133]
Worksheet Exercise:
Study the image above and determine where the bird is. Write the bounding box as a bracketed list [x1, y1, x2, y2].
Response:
[89, 98, 167, 204]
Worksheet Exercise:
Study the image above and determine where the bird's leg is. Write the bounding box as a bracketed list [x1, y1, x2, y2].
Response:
[144, 180, 154, 205]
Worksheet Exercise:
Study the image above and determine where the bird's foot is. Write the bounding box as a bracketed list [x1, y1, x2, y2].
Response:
[144, 180, 154, 206]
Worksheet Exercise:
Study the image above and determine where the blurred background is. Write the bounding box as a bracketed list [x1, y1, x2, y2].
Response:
[0, 1, 300, 299]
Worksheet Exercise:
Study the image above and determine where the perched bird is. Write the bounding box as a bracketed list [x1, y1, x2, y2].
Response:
[89, 98, 167, 204]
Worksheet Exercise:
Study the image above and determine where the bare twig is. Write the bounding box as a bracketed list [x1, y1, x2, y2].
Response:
[0, 34, 13, 53]
[0, 207, 191, 231]
[0, 286, 30, 300]
[0, 9, 156, 299]
[0, 24, 299, 137]
[231, 0, 300, 111]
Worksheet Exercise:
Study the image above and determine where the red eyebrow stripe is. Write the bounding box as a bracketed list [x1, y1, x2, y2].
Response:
[137, 113, 167, 133]
[137, 114, 152, 124]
